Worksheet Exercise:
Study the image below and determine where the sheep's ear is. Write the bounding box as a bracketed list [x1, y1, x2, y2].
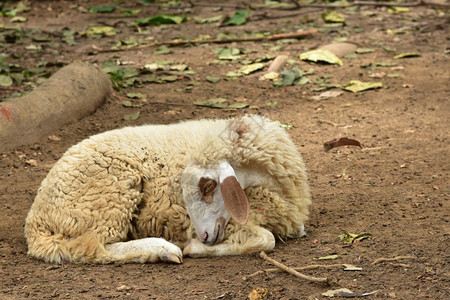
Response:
[219, 161, 249, 225]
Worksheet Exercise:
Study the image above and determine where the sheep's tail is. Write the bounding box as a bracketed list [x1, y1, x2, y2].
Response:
[25, 226, 113, 264]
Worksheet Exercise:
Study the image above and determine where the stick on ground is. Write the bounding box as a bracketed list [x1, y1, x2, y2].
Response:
[99, 29, 317, 53]
[371, 255, 417, 265]
[258, 251, 329, 283]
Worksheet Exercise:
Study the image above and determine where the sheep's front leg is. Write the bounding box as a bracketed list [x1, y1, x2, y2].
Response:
[183, 225, 275, 257]
[106, 238, 183, 264]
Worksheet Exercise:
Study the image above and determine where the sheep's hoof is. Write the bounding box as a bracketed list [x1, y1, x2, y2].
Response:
[183, 239, 205, 258]
[161, 252, 183, 264]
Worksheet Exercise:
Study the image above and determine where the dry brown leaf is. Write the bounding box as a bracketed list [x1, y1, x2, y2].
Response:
[324, 137, 363, 151]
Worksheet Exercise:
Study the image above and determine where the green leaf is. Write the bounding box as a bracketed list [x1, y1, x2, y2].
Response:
[169, 64, 188, 71]
[214, 47, 242, 61]
[193, 98, 228, 108]
[299, 49, 343, 66]
[388, 7, 410, 14]
[0, 74, 13, 87]
[355, 48, 375, 54]
[135, 14, 187, 26]
[123, 111, 140, 121]
[126, 92, 146, 99]
[154, 45, 172, 55]
[85, 26, 116, 38]
[265, 101, 278, 106]
[343, 80, 383, 93]
[62, 29, 76, 46]
[119, 8, 141, 16]
[394, 52, 421, 59]
[122, 67, 140, 79]
[205, 76, 221, 83]
[101, 60, 120, 74]
[322, 10, 345, 23]
[274, 67, 308, 87]
[159, 75, 178, 82]
[90, 2, 123, 13]
[280, 67, 302, 86]
[228, 102, 249, 109]
[32, 35, 51, 42]
[338, 232, 372, 244]
[11, 16, 27, 23]
[383, 46, 397, 52]
[194, 15, 223, 24]
[238, 63, 265, 75]
[224, 10, 252, 26]
[278, 122, 293, 129]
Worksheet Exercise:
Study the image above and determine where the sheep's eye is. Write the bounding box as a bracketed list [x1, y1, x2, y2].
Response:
[198, 177, 217, 204]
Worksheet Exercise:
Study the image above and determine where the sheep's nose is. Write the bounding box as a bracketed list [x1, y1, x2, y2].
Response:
[199, 232, 209, 244]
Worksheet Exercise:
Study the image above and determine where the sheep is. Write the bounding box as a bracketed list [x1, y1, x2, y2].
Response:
[24, 115, 311, 264]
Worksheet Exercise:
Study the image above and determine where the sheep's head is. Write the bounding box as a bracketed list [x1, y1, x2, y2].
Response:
[181, 161, 249, 245]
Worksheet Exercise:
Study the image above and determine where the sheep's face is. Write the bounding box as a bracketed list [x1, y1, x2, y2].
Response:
[181, 161, 249, 245]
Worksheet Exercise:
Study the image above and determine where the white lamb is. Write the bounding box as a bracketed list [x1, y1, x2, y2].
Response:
[24, 115, 311, 264]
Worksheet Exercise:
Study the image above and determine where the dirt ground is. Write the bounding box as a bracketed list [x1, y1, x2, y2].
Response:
[0, 1, 449, 299]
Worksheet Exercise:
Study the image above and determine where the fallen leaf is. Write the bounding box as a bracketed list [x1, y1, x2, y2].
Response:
[322, 11, 346, 23]
[238, 63, 265, 75]
[11, 16, 27, 23]
[224, 10, 252, 26]
[214, 47, 242, 61]
[116, 284, 131, 291]
[262, 71, 279, 80]
[153, 45, 172, 55]
[388, 7, 410, 14]
[126, 92, 146, 99]
[322, 288, 353, 297]
[85, 26, 116, 38]
[368, 72, 386, 78]
[394, 52, 421, 59]
[248, 287, 268, 300]
[338, 231, 372, 244]
[311, 90, 343, 101]
[299, 49, 343, 66]
[323, 288, 378, 298]
[194, 15, 223, 24]
[205, 76, 221, 83]
[89, 2, 121, 13]
[343, 264, 363, 271]
[135, 14, 187, 26]
[48, 135, 61, 141]
[278, 122, 293, 129]
[193, 98, 228, 108]
[228, 102, 249, 109]
[0, 75, 13, 87]
[324, 137, 363, 151]
[265, 101, 278, 106]
[342, 80, 382, 93]
[123, 111, 140, 121]
[355, 48, 375, 54]
[25, 159, 38, 167]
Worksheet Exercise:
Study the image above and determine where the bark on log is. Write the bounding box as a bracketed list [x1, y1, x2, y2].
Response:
[0, 62, 112, 153]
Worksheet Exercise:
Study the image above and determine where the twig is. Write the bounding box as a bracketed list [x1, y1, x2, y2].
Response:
[371, 255, 417, 265]
[291, 0, 450, 8]
[243, 263, 342, 281]
[0, 86, 25, 93]
[251, 8, 323, 20]
[98, 29, 317, 53]
[144, 0, 450, 10]
[258, 251, 329, 283]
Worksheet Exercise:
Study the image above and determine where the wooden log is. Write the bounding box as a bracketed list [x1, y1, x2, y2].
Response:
[0, 62, 112, 153]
